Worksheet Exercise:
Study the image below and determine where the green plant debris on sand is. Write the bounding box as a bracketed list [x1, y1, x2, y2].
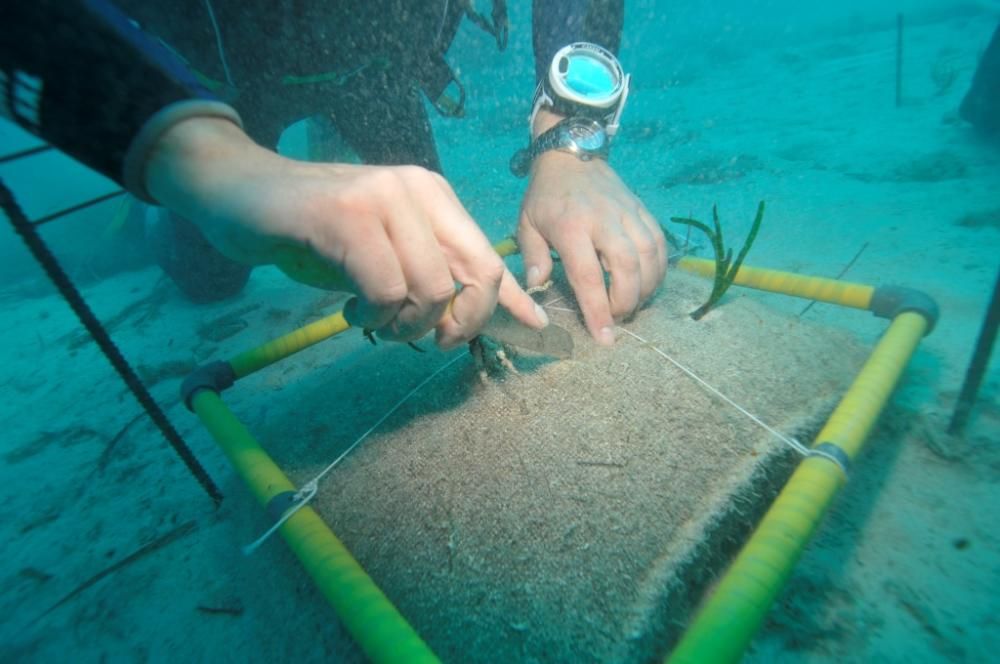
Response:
[671, 201, 765, 320]
[846, 150, 968, 184]
[197, 304, 260, 342]
[33, 520, 197, 624]
[136, 358, 198, 387]
[955, 207, 1000, 232]
[63, 282, 172, 351]
[892, 150, 967, 182]
[3, 426, 99, 464]
[660, 154, 765, 189]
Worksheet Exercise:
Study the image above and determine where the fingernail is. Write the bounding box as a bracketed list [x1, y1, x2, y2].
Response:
[527, 265, 540, 287]
[599, 326, 616, 346]
[534, 303, 549, 327]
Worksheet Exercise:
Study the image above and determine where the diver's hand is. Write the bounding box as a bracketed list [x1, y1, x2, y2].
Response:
[518, 149, 666, 346]
[144, 117, 547, 348]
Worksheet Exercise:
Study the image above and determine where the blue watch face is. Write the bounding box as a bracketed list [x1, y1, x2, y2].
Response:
[563, 55, 616, 100]
[568, 122, 605, 150]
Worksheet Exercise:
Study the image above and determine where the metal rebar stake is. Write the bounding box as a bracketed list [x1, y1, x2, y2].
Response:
[948, 267, 1000, 436]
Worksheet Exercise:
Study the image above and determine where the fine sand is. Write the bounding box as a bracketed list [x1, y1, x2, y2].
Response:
[1, 2, 998, 662]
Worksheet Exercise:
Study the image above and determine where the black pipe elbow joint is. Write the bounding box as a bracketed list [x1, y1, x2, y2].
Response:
[870, 285, 939, 335]
[181, 361, 236, 411]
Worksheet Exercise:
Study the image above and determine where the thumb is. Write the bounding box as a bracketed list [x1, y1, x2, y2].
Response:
[518, 216, 554, 289]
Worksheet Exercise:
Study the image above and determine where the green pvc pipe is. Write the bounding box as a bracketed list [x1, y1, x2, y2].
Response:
[192, 389, 439, 663]
[668, 313, 928, 662]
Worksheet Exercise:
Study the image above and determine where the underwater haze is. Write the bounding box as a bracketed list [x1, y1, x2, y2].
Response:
[1, 0, 998, 661]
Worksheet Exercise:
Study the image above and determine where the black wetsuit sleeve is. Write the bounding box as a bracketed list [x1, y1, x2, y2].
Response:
[532, 0, 625, 82]
[0, 0, 240, 200]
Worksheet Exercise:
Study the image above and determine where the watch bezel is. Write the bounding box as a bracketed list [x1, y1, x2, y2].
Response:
[554, 118, 609, 155]
[549, 43, 627, 108]
[563, 118, 608, 153]
[529, 42, 631, 138]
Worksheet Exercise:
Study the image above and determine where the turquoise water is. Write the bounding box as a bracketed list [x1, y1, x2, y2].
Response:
[1, 1, 998, 661]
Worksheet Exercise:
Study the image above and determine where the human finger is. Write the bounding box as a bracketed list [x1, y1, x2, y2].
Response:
[434, 258, 503, 350]
[555, 230, 617, 345]
[620, 209, 665, 305]
[637, 205, 668, 287]
[517, 214, 555, 289]
[592, 220, 642, 322]
[428, 176, 547, 346]
[376, 203, 455, 342]
[496, 266, 549, 328]
[423, 187, 508, 348]
[338, 219, 408, 330]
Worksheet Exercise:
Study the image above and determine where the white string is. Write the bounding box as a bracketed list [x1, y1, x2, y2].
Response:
[204, 0, 234, 87]
[540, 294, 837, 465]
[244, 307, 843, 553]
[242, 482, 318, 555]
[243, 351, 466, 555]
[542, 294, 567, 308]
[618, 327, 845, 467]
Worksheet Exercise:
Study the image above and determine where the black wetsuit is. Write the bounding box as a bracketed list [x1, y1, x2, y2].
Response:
[3, 0, 623, 179]
[2, 0, 623, 300]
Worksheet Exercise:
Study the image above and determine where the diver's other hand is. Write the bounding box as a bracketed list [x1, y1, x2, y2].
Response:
[143, 116, 546, 348]
[517, 150, 667, 345]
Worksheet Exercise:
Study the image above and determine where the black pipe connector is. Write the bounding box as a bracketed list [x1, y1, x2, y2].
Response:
[870, 285, 939, 334]
[266, 491, 300, 522]
[181, 361, 237, 411]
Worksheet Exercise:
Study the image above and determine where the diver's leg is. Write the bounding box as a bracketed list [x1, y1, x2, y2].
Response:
[146, 208, 252, 303]
[330, 71, 443, 173]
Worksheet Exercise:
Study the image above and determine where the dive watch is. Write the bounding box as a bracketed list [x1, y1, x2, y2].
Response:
[531, 42, 631, 137]
[510, 117, 609, 177]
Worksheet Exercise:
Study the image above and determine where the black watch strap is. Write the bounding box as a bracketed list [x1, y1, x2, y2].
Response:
[509, 118, 609, 178]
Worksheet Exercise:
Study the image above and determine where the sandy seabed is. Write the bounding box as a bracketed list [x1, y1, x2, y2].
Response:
[1, 2, 998, 662]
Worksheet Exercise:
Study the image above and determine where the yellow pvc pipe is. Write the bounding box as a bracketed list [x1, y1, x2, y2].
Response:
[184, 236, 526, 660]
[228, 310, 350, 379]
[668, 312, 928, 663]
[192, 389, 439, 663]
[203, 241, 928, 663]
[676, 256, 875, 310]
[494, 235, 519, 258]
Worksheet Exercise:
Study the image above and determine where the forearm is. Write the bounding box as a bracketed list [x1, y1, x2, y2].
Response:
[144, 116, 262, 219]
[0, 0, 240, 201]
